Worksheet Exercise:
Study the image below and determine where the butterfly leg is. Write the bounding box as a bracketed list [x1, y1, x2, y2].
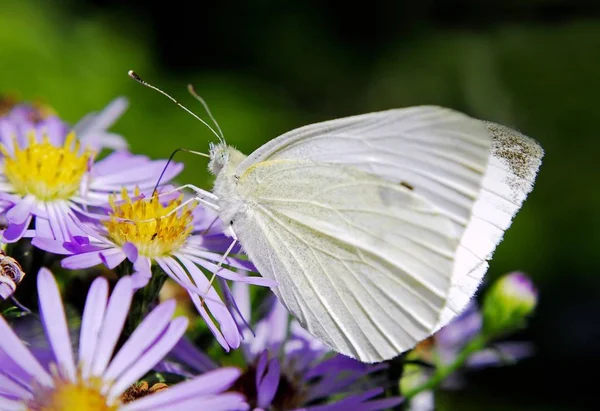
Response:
[203, 225, 238, 296]
[156, 183, 219, 204]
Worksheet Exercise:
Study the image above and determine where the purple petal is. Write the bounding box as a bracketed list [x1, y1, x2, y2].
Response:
[2, 215, 32, 243]
[103, 300, 176, 384]
[75, 97, 129, 150]
[177, 256, 241, 349]
[40, 117, 69, 147]
[61, 250, 107, 270]
[156, 258, 229, 350]
[169, 338, 218, 373]
[6, 195, 35, 225]
[90, 151, 144, 177]
[154, 257, 221, 301]
[99, 248, 127, 269]
[184, 248, 256, 272]
[186, 255, 276, 288]
[130, 273, 151, 289]
[302, 388, 387, 411]
[356, 396, 405, 411]
[467, 342, 534, 369]
[256, 350, 268, 384]
[219, 278, 252, 338]
[257, 357, 280, 409]
[123, 242, 138, 263]
[120, 368, 242, 411]
[45, 202, 71, 241]
[37, 268, 76, 382]
[0, 317, 52, 388]
[90, 160, 183, 189]
[307, 360, 385, 402]
[0, 396, 24, 411]
[0, 372, 33, 400]
[133, 256, 150, 275]
[306, 355, 369, 380]
[263, 300, 289, 354]
[31, 237, 73, 255]
[79, 277, 109, 379]
[124, 393, 248, 411]
[0, 191, 21, 204]
[81, 97, 128, 133]
[232, 282, 251, 324]
[130, 256, 152, 288]
[107, 317, 188, 402]
[90, 277, 133, 377]
[436, 302, 482, 350]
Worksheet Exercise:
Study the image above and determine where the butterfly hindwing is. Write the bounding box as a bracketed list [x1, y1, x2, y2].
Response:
[232, 159, 459, 362]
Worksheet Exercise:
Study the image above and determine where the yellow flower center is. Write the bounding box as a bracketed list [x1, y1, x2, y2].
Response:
[1, 132, 94, 201]
[104, 188, 196, 258]
[29, 379, 118, 411]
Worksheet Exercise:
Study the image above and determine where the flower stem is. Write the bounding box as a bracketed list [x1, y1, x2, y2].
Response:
[403, 334, 487, 399]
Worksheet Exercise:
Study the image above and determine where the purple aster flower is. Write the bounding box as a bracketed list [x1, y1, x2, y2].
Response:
[0, 98, 128, 152]
[33, 191, 276, 352]
[0, 267, 247, 410]
[168, 282, 403, 411]
[0, 98, 184, 243]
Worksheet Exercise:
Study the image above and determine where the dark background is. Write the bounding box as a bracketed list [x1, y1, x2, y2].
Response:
[1, 0, 599, 409]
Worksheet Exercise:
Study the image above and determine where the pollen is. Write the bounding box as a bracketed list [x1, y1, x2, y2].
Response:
[28, 378, 117, 411]
[104, 188, 197, 258]
[1, 132, 93, 201]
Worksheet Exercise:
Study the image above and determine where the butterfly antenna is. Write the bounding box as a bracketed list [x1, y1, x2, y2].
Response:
[128, 70, 221, 140]
[188, 84, 225, 143]
[152, 147, 211, 194]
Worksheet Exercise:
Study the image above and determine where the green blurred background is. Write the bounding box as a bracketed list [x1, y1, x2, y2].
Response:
[1, 0, 598, 409]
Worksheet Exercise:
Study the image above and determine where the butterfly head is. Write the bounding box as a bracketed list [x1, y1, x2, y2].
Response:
[208, 142, 247, 177]
[208, 142, 230, 176]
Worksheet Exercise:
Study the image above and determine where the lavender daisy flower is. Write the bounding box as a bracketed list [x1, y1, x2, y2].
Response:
[0, 98, 184, 243]
[0, 267, 247, 411]
[33, 190, 275, 351]
[169, 283, 403, 411]
[0, 98, 128, 156]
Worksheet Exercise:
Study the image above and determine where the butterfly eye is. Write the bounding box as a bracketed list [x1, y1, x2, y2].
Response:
[208, 143, 230, 176]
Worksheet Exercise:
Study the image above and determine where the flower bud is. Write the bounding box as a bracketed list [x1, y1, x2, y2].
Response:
[482, 272, 538, 337]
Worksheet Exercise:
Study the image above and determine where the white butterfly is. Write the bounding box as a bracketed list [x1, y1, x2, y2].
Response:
[206, 106, 543, 363]
[127, 71, 543, 363]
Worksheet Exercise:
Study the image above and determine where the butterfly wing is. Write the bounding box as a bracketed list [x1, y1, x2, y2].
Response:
[233, 160, 460, 362]
[237, 107, 543, 331]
